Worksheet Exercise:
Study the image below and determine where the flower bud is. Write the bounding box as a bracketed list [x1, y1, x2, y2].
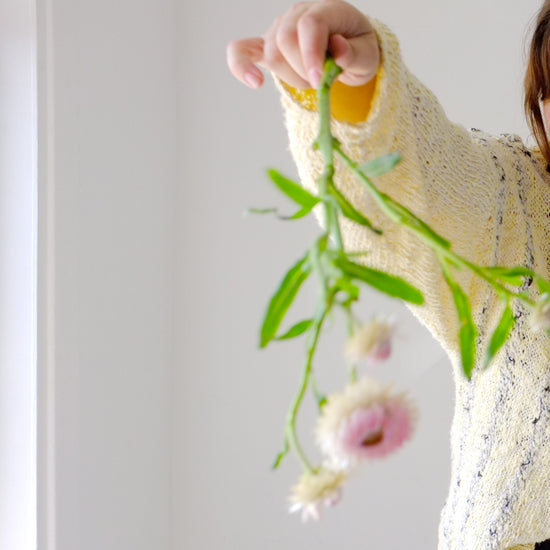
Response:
[345, 316, 396, 366]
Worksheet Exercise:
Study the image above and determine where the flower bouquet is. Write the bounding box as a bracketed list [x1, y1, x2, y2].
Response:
[245, 57, 550, 521]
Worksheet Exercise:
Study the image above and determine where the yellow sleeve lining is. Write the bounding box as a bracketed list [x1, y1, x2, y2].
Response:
[281, 76, 377, 124]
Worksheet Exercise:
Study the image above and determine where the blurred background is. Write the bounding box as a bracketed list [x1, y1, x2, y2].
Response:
[0, 0, 542, 548]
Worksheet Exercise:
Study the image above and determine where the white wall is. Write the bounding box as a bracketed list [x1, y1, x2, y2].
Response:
[0, 0, 36, 548]
[37, 0, 178, 548]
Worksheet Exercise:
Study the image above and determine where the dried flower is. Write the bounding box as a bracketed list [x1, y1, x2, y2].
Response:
[316, 378, 417, 467]
[530, 293, 550, 332]
[345, 317, 396, 366]
[288, 467, 347, 522]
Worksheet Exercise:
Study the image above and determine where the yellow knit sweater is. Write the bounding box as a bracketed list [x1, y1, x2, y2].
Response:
[274, 18, 550, 550]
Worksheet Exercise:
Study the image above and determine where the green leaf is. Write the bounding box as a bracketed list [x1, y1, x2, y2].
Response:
[243, 207, 279, 216]
[244, 205, 315, 221]
[272, 439, 289, 470]
[536, 275, 550, 295]
[458, 320, 477, 380]
[333, 277, 360, 306]
[327, 182, 383, 234]
[382, 193, 452, 250]
[316, 232, 329, 253]
[358, 152, 402, 178]
[279, 205, 317, 220]
[441, 263, 477, 379]
[274, 319, 313, 341]
[335, 278, 359, 301]
[333, 257, 424, 305]
[260, 253, 311, 348]
[483, 302, 516, 369]
[267, 169, 320, 209]
[484, 266, 534, 287]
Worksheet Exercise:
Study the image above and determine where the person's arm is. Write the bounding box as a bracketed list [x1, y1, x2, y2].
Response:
[274, 17, 520, 357]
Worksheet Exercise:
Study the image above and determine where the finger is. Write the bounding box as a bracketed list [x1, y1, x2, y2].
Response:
[226, 37, 265, 88]
[262, 16, 311, 89]
[273, 3, 313, 86]
[329, 33, 379, 86]
[297, 2, 373, 86]
[296, 11, 330, 88]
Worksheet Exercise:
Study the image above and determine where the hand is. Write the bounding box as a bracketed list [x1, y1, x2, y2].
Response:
[226, 0, 380, 90]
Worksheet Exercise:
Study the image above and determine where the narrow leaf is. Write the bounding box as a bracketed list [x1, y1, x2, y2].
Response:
[279, 205, 316, 220]
[382, 193, 451, 250]
[458, 321, 477, 380]
[333, 277, 360, 305]
[245, 205, 316, 221]
[483, 302, 516, 369]
[272, 439, 289, 470]
[334, 257, 424, 305]
[327, 182, 383, 234]
[243, 207, 278, 216]
[536, 275, 550, 295]
[441, 263, 477, 379]
[484, 265, 534, 287]
[260, 253, 311, 348]
[358, 152, 402, 178]
[267, 169, 320, 209]
[275, 319, 313, 341]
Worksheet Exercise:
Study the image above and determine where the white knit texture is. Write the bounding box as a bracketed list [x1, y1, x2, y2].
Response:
[275, 18, 550, 550]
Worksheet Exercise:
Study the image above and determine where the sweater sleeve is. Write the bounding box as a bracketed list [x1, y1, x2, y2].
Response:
[273, 17, 546, 364]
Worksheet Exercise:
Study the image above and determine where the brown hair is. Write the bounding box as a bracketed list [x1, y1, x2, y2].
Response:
[525, 1, 550, 165]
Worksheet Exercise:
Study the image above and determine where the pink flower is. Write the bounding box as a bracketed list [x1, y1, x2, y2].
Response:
[345, 317, 396, 366]
[316, 378, 417, 467]
[338, 399, 414, 460]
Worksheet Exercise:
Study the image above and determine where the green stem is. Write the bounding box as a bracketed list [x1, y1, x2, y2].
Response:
[309, 372, 326, 410]
[285, 302, 327, 473]
[343, 305, 358, 383]
[316, 58, 344, 252]
[334, 145, 537, 307]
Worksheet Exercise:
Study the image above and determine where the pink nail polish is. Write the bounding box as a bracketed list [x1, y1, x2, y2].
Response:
[245, 72, 261, 88]
[308, 69, 322, 88]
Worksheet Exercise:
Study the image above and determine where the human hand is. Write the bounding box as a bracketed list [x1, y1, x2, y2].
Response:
[226, 0, 380, 90]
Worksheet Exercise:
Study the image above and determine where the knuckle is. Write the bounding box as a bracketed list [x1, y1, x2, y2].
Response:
[297, 12, 322, 31]
[263, 42, 283, 67]
[276, 25, 298, 49]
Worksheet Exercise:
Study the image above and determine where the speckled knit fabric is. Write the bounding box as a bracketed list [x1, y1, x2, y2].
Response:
[274, 18, 550, 550]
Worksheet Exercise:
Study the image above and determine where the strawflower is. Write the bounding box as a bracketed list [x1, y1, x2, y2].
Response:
[288, 466, 347, 522]
[345, 317, 396, 366]
[316, 377, 417, 467]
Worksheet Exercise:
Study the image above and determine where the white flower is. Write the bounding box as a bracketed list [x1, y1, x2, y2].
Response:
[345, 316, 396, 366]
[288, 467, 346, 522]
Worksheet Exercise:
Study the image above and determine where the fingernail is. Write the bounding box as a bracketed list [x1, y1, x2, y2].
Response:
[308, 69, 322, 88]
[245, 71, 261, 88]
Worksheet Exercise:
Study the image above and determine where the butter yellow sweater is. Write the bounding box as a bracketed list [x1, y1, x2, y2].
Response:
[274, 18, 550, 550]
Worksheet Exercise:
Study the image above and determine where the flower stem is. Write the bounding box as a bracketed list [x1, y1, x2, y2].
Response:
[315, 58, 344, 252]
[334, 145, 537, 307]
[285, 301, 328, 474]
